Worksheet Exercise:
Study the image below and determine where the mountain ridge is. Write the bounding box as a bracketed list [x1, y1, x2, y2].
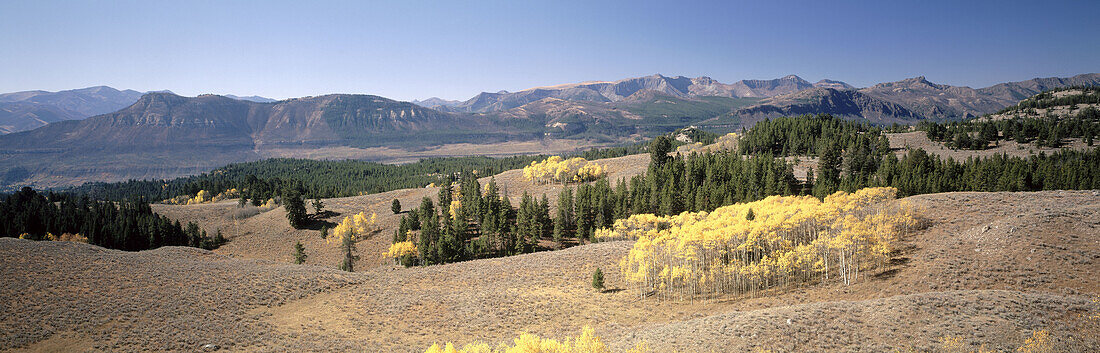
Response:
[436, 74, 853, 113]
[0, 87, 279, 134]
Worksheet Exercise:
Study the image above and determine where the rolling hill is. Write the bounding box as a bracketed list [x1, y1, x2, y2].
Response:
[2, 188, 1096, 352]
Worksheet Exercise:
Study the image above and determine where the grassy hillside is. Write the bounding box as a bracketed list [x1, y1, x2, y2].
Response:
[3, 190, 1097, 352]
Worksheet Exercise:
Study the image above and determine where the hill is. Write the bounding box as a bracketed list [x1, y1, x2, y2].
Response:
[2, 190, 1097, 352]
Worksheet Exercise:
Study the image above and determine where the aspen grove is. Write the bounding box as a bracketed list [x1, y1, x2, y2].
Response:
[596, 187, 921, 301]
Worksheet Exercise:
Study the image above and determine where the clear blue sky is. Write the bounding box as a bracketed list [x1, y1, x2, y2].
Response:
[1, 0, 1097, 101]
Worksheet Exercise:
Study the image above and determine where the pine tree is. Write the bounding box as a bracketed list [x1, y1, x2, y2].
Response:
[339, 234, 357, 272]
[592, 267, 605, 292]
[391, 198, 401, 214]
[311, 198, 324, 215]
[293, 241, 307, 264]
[283, 190, 308, 229]
[554, 187, 575, 248]
[650, 135, 673, 166]
[538, 194, 552, 241]
[576, 185, 593, 241]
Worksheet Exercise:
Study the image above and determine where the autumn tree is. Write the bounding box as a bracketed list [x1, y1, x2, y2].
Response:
[600, 187, 919, 301]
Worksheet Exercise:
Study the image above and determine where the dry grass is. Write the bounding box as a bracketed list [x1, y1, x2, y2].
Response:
[0, 239, 361, 352]
[3, 190, 1098, 352]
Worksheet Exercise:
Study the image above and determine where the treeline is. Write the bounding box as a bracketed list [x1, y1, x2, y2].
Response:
[63, 141, 660, 204]
[875, 148, 1100, 195]
[920, 110, 1099, 149]
[736, 115, 891, 196]
[0, 187, 222, 251]
[737, 114, 890, 157]
[64, 156, 547, 202]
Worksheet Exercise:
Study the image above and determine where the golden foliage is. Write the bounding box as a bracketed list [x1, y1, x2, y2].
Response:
[329, 211, 378, 245]
[47, 233, 88, 243]
[523, 156, 605, 185]
[384, 241, 417, 259]
[450, 199, 463, 219]
[422, 326, 646, 353]
[167, 188, 241, 205]
[598, 187, 920, 300]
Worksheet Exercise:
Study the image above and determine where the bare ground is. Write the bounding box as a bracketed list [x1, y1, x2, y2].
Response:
[3, 190, 1099, 352]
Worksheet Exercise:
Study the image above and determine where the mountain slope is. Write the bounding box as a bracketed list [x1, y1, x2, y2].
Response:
[0, 86, 145, 134]
[716, 87, 922, 124]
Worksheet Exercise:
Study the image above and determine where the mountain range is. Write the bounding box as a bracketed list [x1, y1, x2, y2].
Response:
[1, 72, 1098, 188]
[0, 87, 276, 134]
[418, 73, 1100, 124]
[421, 74, 855, 113]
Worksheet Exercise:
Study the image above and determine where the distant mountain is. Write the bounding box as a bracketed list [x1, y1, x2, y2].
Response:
[441, 74, 851, 113]
[0, 92, 526, 187]
[722, 73, 1100, 122]
[224, 94, 277, 103]
[713, 88, 921, 125]
[0, 86, 144, 134]
[412, 97, 463, 109]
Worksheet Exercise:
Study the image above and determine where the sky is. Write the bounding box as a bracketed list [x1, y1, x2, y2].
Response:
[1, 0, 1098, 101]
